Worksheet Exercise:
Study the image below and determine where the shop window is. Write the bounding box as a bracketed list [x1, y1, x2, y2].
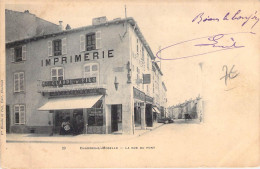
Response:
[48, 38, 67, 56]
[84, 63, 99, 84]
[14, 72, 24, 93]
[10, 45, 26, 63]
[51, 67, 64, 81]
[88, 98, 103, 126]
[14, 104, 25, 124]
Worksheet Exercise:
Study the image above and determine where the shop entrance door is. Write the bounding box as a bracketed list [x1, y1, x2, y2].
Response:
[54, 110, 71, 134]
[72, 109, 84, 135]
[111, 105, 118, 132]
[145, 104, 153, 127]
[6, 105, 10, 133]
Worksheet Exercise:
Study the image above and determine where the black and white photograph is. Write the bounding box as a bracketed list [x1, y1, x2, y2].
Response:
[0, 0, 259, 168]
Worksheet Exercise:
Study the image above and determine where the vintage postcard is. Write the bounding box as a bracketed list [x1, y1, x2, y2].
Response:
[0, 0, 259, 168]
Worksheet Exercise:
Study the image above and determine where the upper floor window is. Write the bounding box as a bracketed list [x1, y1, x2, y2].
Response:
[86, 33, 96, 51]
[80, 31, 101, 52]
[14, 104, 25, 125]
[84, 63, 99, 84]
[10, 45, 26, 63]
[14, 72, 24, 93]
[48, 38, 67, 56]
[53, 39, 62, 56]
[51, 67, 64, 81]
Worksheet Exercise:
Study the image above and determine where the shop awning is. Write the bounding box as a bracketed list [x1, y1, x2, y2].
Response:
[38, 95, 103, 111]
[153, 107, 161, 113]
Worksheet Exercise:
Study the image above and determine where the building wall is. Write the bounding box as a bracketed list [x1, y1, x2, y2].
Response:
[6, 21, 132, 133]
[129, 26, 153, 98]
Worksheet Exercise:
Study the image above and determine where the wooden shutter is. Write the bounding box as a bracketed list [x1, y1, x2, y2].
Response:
[22, 45, 26, 60]
[48, 41, 52, 56]
[96, 31, 101, 49]
[14, 73, 19, 92]
[20, 105, 25, 124]
[62, 38, 67, 54]
[10, 48, 14, 62]
[19, 72, 24, 92]
[80, 35, 85, 52]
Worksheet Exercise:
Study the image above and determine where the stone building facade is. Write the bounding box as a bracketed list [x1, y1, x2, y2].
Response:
[6, 13, 167, 134]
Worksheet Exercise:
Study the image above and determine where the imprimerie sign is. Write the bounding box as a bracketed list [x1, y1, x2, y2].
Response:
[42, 77, 96, 87]
[41, 49, 114, 67]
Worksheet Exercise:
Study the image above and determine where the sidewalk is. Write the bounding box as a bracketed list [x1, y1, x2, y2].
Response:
[6, 123, 164, 144]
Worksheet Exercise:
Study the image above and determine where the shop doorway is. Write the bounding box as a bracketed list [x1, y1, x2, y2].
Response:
[111, 104, 122, 132]
[72, 109, 84, 135]
[134, 106, 141, 127]
[6, 105, 10, 133]
[145, 104, 153, 127]
[54, 110, 71, 134]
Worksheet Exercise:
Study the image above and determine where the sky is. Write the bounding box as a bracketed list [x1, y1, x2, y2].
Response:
[5, 1, 250, 106]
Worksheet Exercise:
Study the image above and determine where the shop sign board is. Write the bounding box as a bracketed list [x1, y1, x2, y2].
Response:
[133, 87, 145, 101]
[42, 77, 96, 87]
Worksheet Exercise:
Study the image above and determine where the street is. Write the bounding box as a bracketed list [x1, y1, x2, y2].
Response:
[3, 120, 259, 168]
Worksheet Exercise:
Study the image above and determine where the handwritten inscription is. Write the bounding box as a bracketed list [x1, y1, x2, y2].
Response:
[194, 34, 244, 49]
[155, 32, 255, 61]
[192, 10, 259, 29]
[220, 65, 239, 90]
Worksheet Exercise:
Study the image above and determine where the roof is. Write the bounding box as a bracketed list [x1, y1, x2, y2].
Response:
[152, 62, 163, 75]
[5, 9, 60, 27]
[162, 81, 167, 91]
[5, 17, 157, 62]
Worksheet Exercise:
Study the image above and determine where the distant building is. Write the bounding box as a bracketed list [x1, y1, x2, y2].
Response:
[168, 96, 203, 120]
[5, 9, 61, 42]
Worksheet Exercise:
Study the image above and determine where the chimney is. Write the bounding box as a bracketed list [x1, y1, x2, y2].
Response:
[65, 24, 71, 30]
[24, 10, 29, 13]
[92, 16, 107, 25]
[59, 21, 63, 30]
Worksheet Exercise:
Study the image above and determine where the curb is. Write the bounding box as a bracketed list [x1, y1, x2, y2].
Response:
[137, 123, 165, 137]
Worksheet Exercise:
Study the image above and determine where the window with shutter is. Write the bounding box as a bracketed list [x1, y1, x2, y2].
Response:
[53, 39, 62, 56]
[14, 72, 25, 93]
[14, 105, 26, 124]
[14, 47, 22, 62]
[86, 33, 96, 51]
[14, 105, 20, 124]
[20, 105, 25, 124]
